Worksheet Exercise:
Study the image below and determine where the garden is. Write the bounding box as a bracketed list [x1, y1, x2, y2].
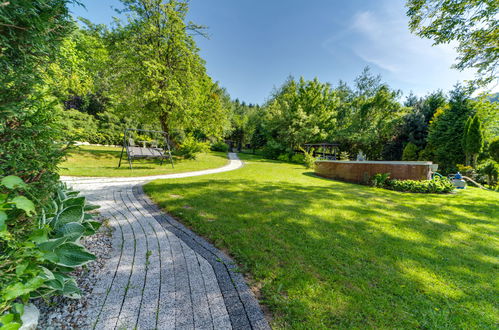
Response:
[1, 0, 498, 329]
[145, 153, 499, 328]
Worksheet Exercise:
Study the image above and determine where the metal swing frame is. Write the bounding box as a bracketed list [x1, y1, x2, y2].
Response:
[118, 128, 174, 169]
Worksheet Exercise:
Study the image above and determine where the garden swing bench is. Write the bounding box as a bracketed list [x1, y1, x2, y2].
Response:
[118, 128, 174, 169]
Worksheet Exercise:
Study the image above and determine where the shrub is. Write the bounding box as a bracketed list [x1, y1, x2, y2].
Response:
[370, 173, 454, 193]
[371, 173, 391, 187]
[291, 153, 305, 164]
[210, 141, 229, 152]
[456, 164, 480, 181]
[477, 160, 499, 186]
[387, 176, 454, 193]
[261, 141, 287, 160]
[489, 138, 499, 162]
[0, 94, 66, 202]
[418, 146, 434, 161]
[177, 135, 208, 159]
[402, 142, 419, 161]
[339, 151, 350, 161]
[302, 148, 316, 169]
[277, 154, 290, 162]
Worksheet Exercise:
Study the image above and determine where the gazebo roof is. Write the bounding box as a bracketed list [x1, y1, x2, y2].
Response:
[303, 142, 339, 146]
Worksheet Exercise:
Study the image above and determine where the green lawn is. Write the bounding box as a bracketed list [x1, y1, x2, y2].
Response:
[59, 145, 228, 177]
[144, 153, 499, 329]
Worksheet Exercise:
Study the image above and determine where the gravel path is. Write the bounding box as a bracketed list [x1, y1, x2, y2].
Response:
[62, 153, 270, 329]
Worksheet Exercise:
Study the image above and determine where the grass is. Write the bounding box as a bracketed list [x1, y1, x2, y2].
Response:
[144, 153, 499, 329]
[59, 145, 228, 177]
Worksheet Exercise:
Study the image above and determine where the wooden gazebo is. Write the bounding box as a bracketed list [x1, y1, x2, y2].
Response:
[303, 142, 339, 160]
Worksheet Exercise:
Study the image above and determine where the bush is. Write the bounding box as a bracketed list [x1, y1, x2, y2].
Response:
[387, 176, 454, 193]
[291, 153, 305, 164]
[277, 154, 290, 162]
[339, 151, 350, 161]
[371, 173, 391, 187]
[0, 176, 100, 324]
[0, 93, 66, 202]
[177, 135, 208, 159]
[477, 160, 499, 186]
[302, 148, 316, 169]
[261, 141, 287, 160]
[210, 141, 229, 152]
[402, 142, 419, 161]
[489, 138, 499, 162]
[370, 173, 454, 193]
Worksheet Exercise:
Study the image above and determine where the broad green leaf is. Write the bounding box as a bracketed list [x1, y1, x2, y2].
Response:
[0, 321, 21, 330]
[39, 267, 55, 281]
[1, 276, 45, 301]
[28, 228, 49, 243]
[84, 203, 100, 211]
[38, 237, 68, 252]
[62, 278, 81, 299]
[11, 196, 35, 216]
[0, 193, 8, 204]
[54, 205, 84, 229]
[13, 303, 24, 316]
[63, 197, 85, 208]
[0, 314, 14, 325]
[83, 220, 102, 236]
[56, 222, 85, 241]
[15, 263, 28, 276]
[45, 278, 64, 291]
[1, 176, 26, 189]
[45, 242, 96, 267]
[57, 189, 67, 202]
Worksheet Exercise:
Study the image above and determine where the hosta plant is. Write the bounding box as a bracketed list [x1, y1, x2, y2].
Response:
[0, 177, 100, 329]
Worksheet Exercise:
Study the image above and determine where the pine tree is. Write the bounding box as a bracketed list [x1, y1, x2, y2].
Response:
[466, 115, 484, 168]
[402, 142, 419, 161]
[427, 85, 474, 173]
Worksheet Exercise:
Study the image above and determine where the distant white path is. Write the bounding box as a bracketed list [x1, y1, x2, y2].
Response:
[63, 153, 269, 329]
[62, 152, 243, 186]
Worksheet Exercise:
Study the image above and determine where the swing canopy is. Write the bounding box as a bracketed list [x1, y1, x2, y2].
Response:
[118, 128, 174, 169]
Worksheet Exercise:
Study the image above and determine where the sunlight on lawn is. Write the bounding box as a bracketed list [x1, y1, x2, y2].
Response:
[59, 145, 228, 177]
[144, 153, 499, 329]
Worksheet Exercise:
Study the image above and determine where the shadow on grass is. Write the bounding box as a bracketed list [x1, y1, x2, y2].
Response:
[145, 177, 499, 328]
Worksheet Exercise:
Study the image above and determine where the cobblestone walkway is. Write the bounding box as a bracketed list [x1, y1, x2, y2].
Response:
[63, 154, 269, 329]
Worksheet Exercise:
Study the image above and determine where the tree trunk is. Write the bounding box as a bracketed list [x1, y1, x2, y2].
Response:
[159, 112, 174, 148]
[472, 153, 478, 168]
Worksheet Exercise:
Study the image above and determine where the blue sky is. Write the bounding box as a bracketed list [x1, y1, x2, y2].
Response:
[70, 0, 488, 105]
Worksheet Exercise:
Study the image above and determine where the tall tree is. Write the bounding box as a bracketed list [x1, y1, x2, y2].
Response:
[427, 85, 475, 172]
[406, 0, 499, 87]
[466, 115, 484, 167]
[110, 0, 228, 141]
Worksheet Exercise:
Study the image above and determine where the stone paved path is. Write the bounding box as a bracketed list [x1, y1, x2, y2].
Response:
[63, 154, 269, 329]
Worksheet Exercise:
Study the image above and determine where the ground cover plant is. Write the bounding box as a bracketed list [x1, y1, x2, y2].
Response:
[371, 173, 455, 193]
[0, 177, 99, 328]
[145, 154, 499, 329]
[59, 145, 228, 177]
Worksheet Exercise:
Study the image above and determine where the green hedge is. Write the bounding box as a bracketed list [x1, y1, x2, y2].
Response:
[371, 173, 454, 193]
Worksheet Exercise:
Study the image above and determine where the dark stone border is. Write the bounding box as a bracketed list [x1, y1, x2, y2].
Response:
[133, 185, 270, 330]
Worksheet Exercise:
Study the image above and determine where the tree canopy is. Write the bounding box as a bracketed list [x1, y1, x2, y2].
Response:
[406, 0, 499, 87]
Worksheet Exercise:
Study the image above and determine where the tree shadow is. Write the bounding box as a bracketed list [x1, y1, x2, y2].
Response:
[145, 177, 499, 328]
